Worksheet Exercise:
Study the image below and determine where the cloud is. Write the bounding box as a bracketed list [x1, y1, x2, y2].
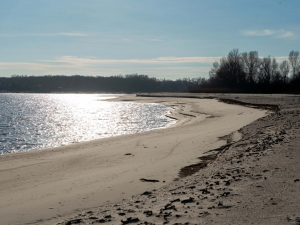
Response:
[0, 62, 56, 70]
[0, 56, 218, 78]
[273, 56, 289, 63]
[241, 29, 294, 38]
[0, 56, 223, 73]
[2, 55, 295, 79]
[2, 55, 292, 74]
[278, 31, 294, 38]
[40, 56, 222, 66]
[242, 29, 274, 36]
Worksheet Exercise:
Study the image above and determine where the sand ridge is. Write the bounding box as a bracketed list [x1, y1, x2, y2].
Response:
[0, 95, 267, 225]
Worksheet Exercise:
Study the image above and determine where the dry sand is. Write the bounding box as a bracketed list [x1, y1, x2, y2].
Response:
[0, 95, 268, 225]
[53, 94, 300, 225]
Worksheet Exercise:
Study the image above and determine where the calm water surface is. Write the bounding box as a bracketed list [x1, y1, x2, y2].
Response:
[0, 94, 176, 154]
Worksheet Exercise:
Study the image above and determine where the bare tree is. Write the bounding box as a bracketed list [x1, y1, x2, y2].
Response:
[279, 60, 290, 84]
[241, 51, 260, 83]
[258, 56, 279, 84]
[258, 57, 272, 85]
[288, 50, 300, 77]
[209, 62, 219, 79]
[227, 49, 246, 85]
[270, 58, 279, 81]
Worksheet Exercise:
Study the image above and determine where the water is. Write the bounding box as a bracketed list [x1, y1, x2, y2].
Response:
[0, 93, 176, 154]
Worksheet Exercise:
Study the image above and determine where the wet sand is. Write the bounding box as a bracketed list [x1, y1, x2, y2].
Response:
[0, 95, 267, 225]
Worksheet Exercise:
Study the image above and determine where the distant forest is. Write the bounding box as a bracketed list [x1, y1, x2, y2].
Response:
[0, 74, 201, 93]
[0, 49, 299, 94]
[191, 49, 300, 94]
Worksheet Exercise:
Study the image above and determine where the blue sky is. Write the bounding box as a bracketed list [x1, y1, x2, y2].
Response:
[0, 0, 299, 79]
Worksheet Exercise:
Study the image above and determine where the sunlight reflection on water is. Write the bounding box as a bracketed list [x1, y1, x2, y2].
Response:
[0, 94, 176, 154]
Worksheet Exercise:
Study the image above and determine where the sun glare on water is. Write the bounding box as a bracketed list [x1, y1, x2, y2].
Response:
[0, 94, 175, 154]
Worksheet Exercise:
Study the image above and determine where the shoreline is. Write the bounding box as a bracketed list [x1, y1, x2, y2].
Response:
[0, 94, 268, 225]
[1, 94, 177, 155]
[56, 94, 300, 225]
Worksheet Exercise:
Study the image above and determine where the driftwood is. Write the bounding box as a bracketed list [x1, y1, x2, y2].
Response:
[140, 178, 159, 183]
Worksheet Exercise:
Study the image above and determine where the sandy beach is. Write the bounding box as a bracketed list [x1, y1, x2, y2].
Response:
[0, 94, 270, 225]
[53, 94, 300, 225]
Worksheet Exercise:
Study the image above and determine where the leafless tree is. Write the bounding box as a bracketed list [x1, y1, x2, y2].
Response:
[279, 60, 290, 84]
[211, 49, 246, 89]
[288, 50, 300, 77]
[258, 57, 272, 84]
[258, 56, 281, 85]
[209, 62, 219, 79]
[270, 58, 279, 81]
[241, 51, 260, 83]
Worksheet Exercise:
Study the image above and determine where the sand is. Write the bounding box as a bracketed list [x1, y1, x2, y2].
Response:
[52, 93, 300, 225]
[0, 94, 268, 225]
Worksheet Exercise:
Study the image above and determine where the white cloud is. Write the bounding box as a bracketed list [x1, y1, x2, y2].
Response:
[40, 56, 222, 66]
[0, 56, 217, 78]
[2, 55, 292, 74]
[241, 29, 294, 38]
[0, 62, 56, 70]
[242, 29, 275, 36]
[2, 55, 295, 79]
[278, 31, 294, 38]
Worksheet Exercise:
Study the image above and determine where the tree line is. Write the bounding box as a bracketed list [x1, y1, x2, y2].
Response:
[191, 49, 300, 93]
[0, 74, 202, 93]
[1, 50, 299, 94]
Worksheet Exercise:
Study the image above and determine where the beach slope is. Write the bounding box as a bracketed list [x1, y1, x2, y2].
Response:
[0, 95, 267, 225]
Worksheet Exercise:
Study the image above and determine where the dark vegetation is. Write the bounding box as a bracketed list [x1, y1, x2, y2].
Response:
[0, 49, 299, 94]
[191, 49, 300, 94]
[0, 74, 201, 93]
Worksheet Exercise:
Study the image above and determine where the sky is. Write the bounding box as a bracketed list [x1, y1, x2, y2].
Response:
[0, 0, 299, 80]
